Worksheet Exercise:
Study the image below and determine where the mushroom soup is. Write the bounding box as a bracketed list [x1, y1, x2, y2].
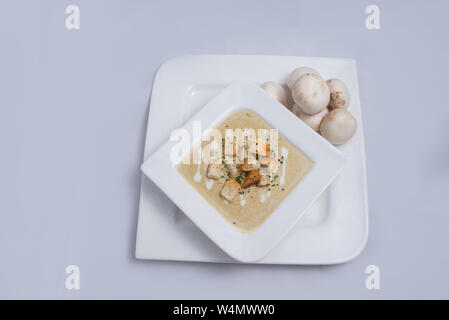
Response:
[177, 110, 313, 233]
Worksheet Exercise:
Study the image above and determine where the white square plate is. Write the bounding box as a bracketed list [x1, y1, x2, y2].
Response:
[136, 55, 369, 264]
[141, 83, 345, 262]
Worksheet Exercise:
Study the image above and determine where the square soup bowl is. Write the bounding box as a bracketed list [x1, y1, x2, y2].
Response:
[141, 83, 345, 262]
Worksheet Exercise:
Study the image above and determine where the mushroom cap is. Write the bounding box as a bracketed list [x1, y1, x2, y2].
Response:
[320, 108, 357, 145]
[327, 79, 351, 109]
[287, 67, 320, 89]
[260, 81, 288, 106]
[291, 74, 330, 115]
[292, 104, 328, 132]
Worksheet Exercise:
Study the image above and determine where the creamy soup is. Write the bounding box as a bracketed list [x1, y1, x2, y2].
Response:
[177, 110, 313, 233]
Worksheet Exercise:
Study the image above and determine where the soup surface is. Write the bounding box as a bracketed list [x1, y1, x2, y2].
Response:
[177, 110, 313, 233]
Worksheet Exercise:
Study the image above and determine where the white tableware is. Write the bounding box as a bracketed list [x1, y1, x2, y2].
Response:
[136, 55, 369, 264]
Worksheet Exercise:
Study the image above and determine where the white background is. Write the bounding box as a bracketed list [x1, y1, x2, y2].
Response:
[0, 0, 448, 299]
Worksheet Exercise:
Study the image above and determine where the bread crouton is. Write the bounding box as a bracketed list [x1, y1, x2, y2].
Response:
[259, 156, 275, 168]
[207, 163, 223, 180]
[257, 175, 270, 187]
[220, 179, 241, 201]
[259, 157, 279, 176]
[224, 143, 239, 157]
[248, 141, 270, 157]
[224, 134, 243, 157]
[226, 164, 240, 178]
[241, 170, 261, 188]
[238, 157, 260, 172]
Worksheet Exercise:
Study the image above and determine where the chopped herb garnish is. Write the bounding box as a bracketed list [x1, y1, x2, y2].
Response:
[235, 175, 244, 184]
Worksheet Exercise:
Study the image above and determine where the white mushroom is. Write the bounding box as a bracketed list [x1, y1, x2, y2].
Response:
[260, 81, 288, 106]
[287, 67, 320, 89]
[292, 104, 328, 132]
[320, 108, 357, 145]
[327, 79, 351, 109]
[291, 74, 330, 115]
